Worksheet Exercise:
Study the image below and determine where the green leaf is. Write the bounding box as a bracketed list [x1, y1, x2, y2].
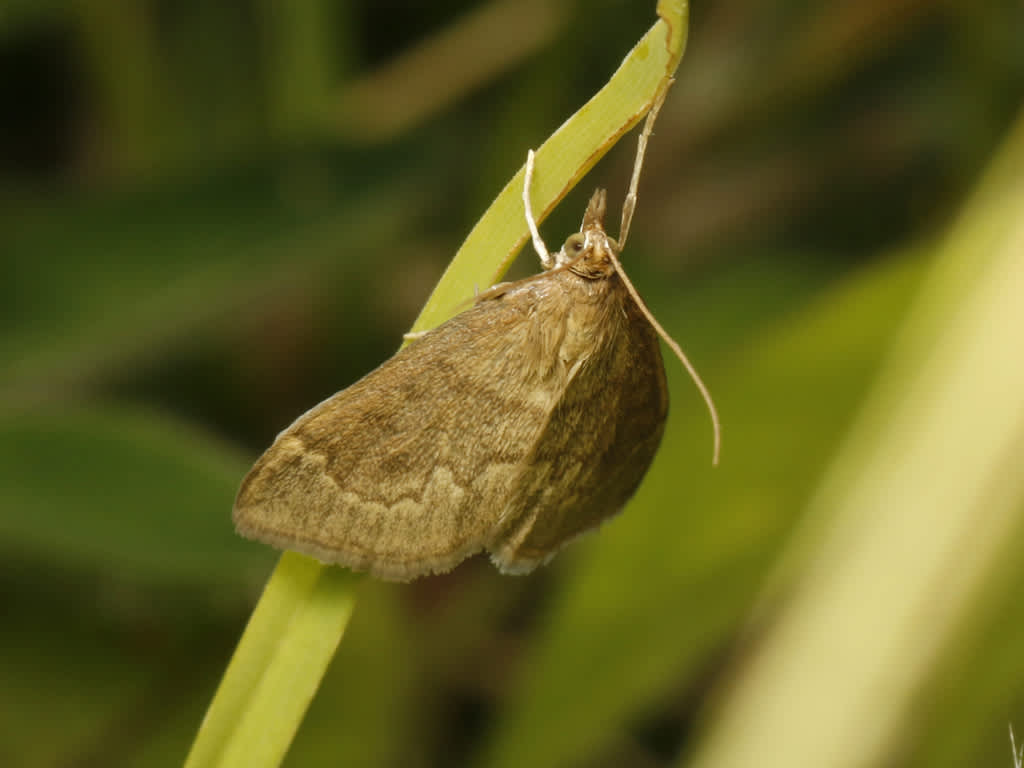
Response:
[412, 0, 689, 333]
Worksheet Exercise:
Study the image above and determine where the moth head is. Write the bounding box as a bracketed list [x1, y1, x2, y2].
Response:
[555, 188, 620, 278]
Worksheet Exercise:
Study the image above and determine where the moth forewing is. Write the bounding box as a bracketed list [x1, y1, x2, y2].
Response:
[488, 259, 669, 573]
[233, 190, 670, 581]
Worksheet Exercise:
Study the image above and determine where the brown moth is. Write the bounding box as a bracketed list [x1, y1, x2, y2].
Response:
[233, 88, 719, 581]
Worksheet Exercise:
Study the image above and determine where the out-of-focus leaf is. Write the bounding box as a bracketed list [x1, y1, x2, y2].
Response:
[0, 0, 65, 41]
[337, 0, 568, 143]
[0, 147, 431, 400]
[0, 403, 270, 586]
[687, 109, 1024, 768]
[0, 614, 170, 767]
[912, 553, 1024, 768]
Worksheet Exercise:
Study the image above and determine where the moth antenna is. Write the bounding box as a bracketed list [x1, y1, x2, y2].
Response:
[619, 78, 673, 251]
[524, 150, 555, 269]
[608, 249, 721, 466]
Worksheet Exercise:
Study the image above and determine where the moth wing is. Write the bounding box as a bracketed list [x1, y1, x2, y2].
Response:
[234, 280, 568, 581]
[489, 282, 669, 572]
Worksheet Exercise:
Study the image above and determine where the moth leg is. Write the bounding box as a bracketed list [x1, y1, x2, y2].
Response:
[619, 77, 672, 250]
[475, 281, 513, 302]
[523, 149, 555, 270]
[402, 330, 429, 341]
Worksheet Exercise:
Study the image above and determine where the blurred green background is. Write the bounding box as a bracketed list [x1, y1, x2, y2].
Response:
[3, 1, 1024, 767]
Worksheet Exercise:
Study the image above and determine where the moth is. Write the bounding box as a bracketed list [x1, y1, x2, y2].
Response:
[233, 87, 719, 581]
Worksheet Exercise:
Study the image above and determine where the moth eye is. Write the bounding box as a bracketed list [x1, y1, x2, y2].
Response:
[565, 234, 585, 253]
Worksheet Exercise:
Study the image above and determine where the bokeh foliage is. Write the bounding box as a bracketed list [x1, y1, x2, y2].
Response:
[2, 1, 1024, 767]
